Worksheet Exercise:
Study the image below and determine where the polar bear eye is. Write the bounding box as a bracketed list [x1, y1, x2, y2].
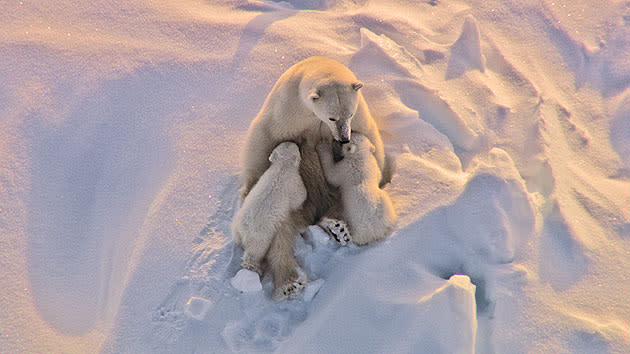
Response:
[329, 118, 337, 122]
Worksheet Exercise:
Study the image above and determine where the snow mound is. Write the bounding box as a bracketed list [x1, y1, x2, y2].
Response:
[448, 15, 486, 78]
[231, 269, 263, 293]
[417, 274, 477, 354]
[352, 27, 479, 152]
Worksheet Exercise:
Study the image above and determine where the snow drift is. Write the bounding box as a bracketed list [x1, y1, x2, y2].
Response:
[1, 0, 629, 353]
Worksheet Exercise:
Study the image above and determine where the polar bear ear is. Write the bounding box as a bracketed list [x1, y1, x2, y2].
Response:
[347, 144, 357, 154]
[268, 149, 279, 162]
[351, 82, 363, 91]
[308, 89, 321, 100]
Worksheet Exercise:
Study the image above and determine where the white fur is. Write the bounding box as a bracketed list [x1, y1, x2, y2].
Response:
[232, 142, 306, 275]
[238, 56, 391, 297]
[317, 134, 397, 245]
[239, 56, 387, 202]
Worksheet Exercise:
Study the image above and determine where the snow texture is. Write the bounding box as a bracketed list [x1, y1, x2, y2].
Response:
[1, 0, 629, 353]
[231, 269, 263, 293]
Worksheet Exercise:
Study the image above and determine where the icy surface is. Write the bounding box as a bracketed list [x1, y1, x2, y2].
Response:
[231, 269, 263, 293]
[1, 0, 629, 353]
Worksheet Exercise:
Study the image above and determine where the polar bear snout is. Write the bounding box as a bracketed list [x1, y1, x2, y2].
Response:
[333, 119, 352, 144]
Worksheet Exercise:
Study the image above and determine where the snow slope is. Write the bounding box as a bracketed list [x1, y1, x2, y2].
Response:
[1, 0, 629, 353]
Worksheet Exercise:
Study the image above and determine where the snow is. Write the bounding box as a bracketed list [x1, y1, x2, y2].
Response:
[231, 269, 263, 293]
[185, 297, 213, 321]
[1, 0, 629, 353]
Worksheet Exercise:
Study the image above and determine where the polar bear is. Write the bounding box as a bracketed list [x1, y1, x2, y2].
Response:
[232, 142, 307, 277]
[317, 134, 397, 245]
[239, 56, 394, 299]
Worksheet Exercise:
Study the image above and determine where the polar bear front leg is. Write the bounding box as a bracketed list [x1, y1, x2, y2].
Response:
[318, 217, 351, 245]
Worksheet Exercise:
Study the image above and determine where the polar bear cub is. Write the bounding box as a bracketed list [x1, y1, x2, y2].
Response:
[232, 142, 307, 275]
[317, 134, 396, 245]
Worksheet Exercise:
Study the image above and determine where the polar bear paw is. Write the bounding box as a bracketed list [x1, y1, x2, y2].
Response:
[272, 270, 307, 301]
[240, 255, 263, 276]
[319, 217, 351, 245]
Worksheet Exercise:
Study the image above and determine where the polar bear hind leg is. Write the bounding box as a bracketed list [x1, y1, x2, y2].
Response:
[241, 252, 264, 276]
[272, 268, 307, 301]
[266, 214, 308, 300]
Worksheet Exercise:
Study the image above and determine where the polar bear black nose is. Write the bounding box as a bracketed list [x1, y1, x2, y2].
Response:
[339, 139, 350, 145]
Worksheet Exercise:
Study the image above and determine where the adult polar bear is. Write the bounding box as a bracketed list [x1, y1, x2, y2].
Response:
[239, 56, 393, 299]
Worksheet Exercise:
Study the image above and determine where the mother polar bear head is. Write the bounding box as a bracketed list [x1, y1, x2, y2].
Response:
[297, 60, 363, 144]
